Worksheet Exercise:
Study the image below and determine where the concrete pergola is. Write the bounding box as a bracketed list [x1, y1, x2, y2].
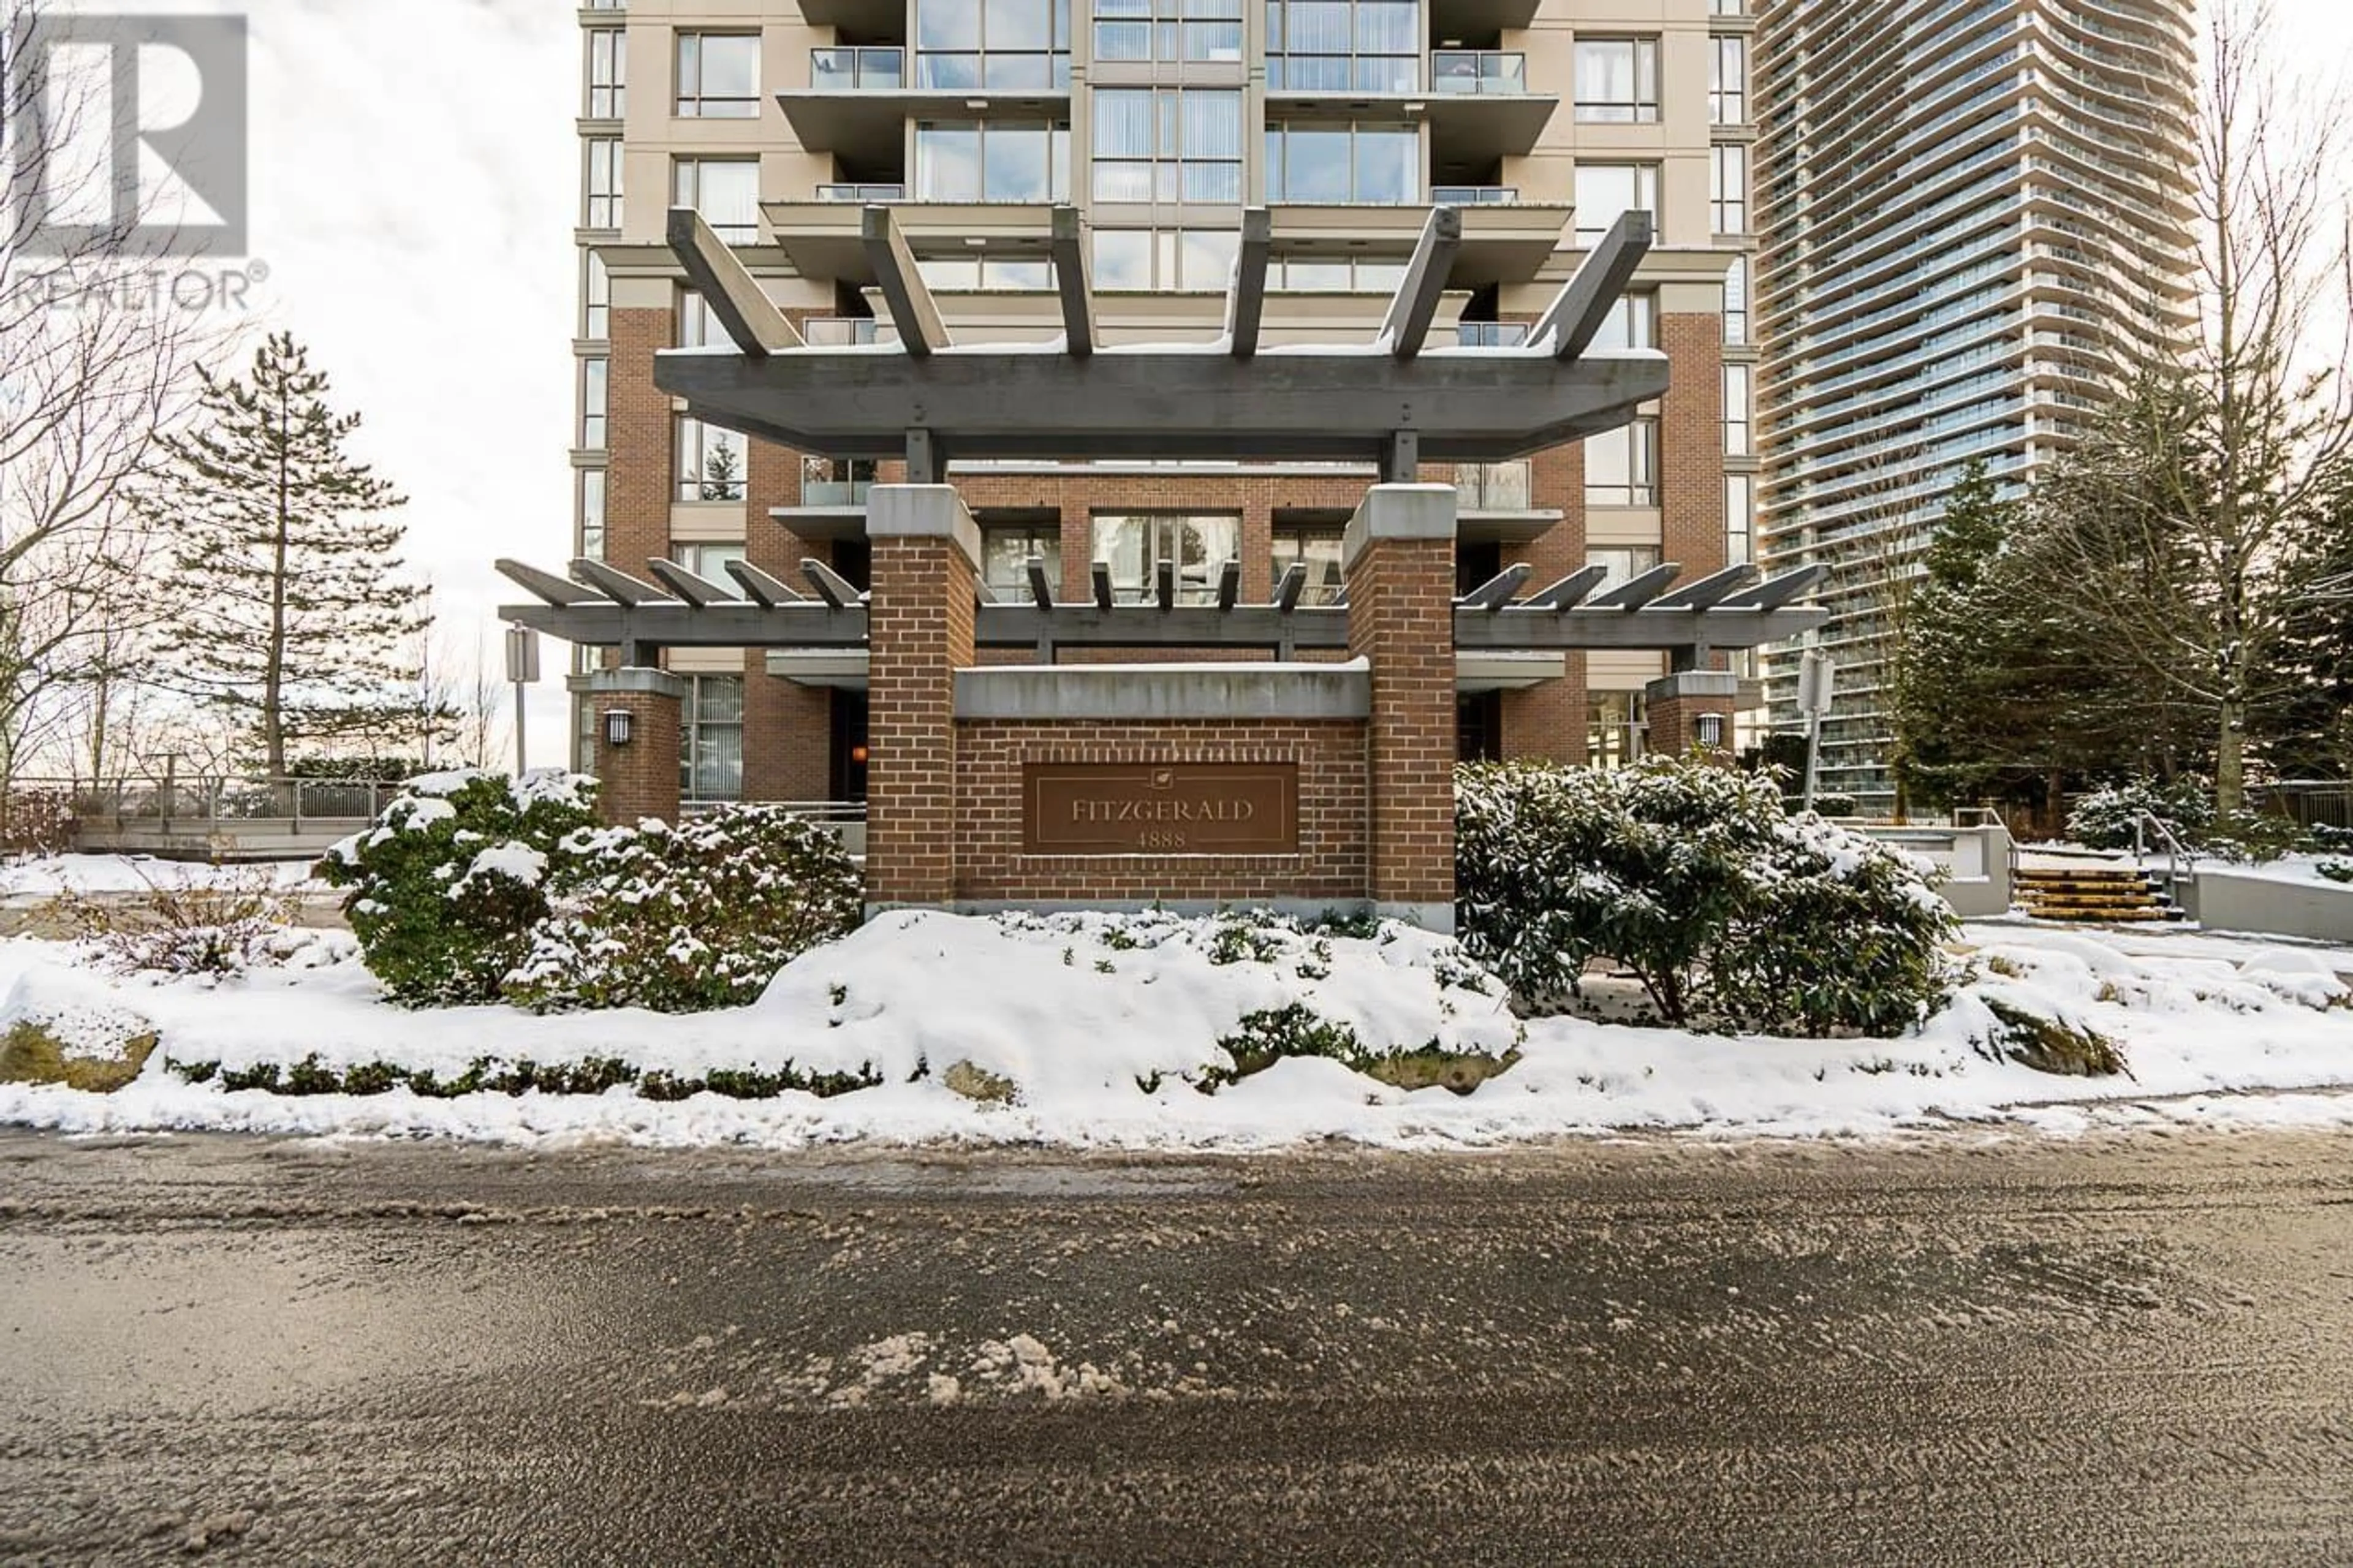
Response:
[502, 202, 1827, 665]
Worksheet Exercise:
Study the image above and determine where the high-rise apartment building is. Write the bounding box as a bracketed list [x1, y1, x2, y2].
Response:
[1752, 0, 2197, 811]
[570, 0, 1759, 803]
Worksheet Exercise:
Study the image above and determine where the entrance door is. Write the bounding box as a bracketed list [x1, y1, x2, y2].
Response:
[828, 689, 869, 801]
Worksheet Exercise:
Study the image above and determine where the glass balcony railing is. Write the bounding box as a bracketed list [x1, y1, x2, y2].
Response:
[1454, 460, 1534, 509]
[803, 480, 874, 506]
[806, 318, 895, 346]
[1432, 184, 1519, 205]
[1457, 322, 1530, 347]
[810, 47, 903, 90]
[816, 183, 906, 202]
[1431, 51, 1526, 94]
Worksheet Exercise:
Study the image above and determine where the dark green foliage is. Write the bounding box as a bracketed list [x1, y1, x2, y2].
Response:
[2317, 860, 2353, 884]
[2066, 776, 2216, 851]
[171, 1053, 878, 1100]
[1972, 998, 2128, 1078]
[1199, 1004, 1518, 1096]
[1457, 757, 1958, 1037]
[504, 805, 864, 1013]
[315, 771, 599, 1007]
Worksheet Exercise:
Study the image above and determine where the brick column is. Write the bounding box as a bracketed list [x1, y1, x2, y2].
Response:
[865, 484, 979, 914]
[1644, 670, 1739, 762]
[587, 668, 684, 827]
[1344, 483, 1458, 933]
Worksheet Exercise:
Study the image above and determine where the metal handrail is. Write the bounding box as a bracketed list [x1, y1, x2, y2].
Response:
[2132, 809, 2195, 896]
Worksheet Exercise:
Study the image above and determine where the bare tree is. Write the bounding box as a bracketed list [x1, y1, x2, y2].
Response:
[0, 1, 230, 808]
[2041, 0, 2353, 814]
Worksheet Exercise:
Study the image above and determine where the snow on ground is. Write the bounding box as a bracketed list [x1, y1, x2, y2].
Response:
[0, 912, 2349, 1151]
[0, 855, 322, 900]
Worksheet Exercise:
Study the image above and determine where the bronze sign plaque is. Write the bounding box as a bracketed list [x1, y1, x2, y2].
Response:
[1023, 763, 1299, 855]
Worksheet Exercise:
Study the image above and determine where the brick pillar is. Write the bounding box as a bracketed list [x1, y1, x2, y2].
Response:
[1644, 670, 1739, 762]
[865, 484, 979, 913]
[588, 668, 684, 826]
[1344, 483, 1458, 933]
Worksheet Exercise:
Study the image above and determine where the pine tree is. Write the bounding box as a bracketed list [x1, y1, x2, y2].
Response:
[151, 333, 427, 777]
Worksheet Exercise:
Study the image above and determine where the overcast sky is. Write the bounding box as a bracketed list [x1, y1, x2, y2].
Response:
[84, 0, 2353, 764]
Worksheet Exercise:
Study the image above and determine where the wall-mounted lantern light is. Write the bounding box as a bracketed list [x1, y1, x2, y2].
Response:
[604, 708, 634, 748]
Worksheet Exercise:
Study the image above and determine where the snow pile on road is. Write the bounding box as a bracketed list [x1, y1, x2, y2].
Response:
[0, 911, 2348, 1148]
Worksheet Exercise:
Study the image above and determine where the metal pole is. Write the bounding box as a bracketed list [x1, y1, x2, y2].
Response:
[1803, 713, 1822, 812]
[514, 680, 528, 778]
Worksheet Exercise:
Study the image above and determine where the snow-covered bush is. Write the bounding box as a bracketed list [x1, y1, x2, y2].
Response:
[49, 866, 301, 979]
[2064, 776, 2213, 852]
[317, 770, 599, 1006]
[2318, 859, 2353, 885]
[1455, 758, 1958, 1036]
[504, 804, 862, 1013]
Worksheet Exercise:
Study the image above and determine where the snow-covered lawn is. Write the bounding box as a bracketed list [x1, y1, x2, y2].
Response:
[0, 854, 322, 900]
[1, 910, 2349, 1150]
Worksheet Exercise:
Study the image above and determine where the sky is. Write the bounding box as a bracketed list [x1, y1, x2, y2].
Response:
[58, 0, 2353, 767]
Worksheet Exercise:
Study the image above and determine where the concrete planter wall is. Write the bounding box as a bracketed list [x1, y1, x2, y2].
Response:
[1858, 825, 2014, 919]
[2190, 869, 2353, 944]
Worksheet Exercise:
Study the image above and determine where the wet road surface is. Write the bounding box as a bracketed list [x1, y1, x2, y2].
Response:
[2, 1126, 2351, 1564]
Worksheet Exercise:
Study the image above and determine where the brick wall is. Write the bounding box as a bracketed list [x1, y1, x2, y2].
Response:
[952, 721, 1369, 903]
[865, 532, 976, 906]
[605, 308, 673, 582]
[590, 685, 683, 827]
[1501, 441, 1588, 762]
[1346, 518, 1457, 914]
[743, 435, 833, 802]
[1659, 312, 1730, 670]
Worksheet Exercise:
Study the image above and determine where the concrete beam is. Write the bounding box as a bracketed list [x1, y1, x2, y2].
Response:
[1026, 555, 1055, 610]
[724, 558, 806, 607]
[1586, 561, 1683, 611]
[665, 208, 803, 357]
[1458, 562, 1533, 611]
[1226, 207, 1272, 360]
[572, 559, 676, 607]
[1455, 607, 1830, 651]
[1049, 205, 1095, 358]
[498, 558, 600, 607]
[1721, 564, 1829, 612]
[655, 345, 1670, 464]
[1531, 209, 1653, 362]
[1216, 558, 1241, 612]
[1379, 205, 1463, 361]
[1650, 563, 1759, 612]
[1526, 564, 1608, 610]
[1091, 561, 1116, 612]
[644, 558, 739, 607]
[1273, 561, 1309, 613]
[954, 662, 1371, 722]
[861, 204, 949, 357]
[802, 557, 865, 609]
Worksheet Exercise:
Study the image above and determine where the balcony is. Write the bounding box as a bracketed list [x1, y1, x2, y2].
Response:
[780, 54, 1071, 168]
[809, 46, 903, 91]
[1260, 202, 1571, 289]
[1432, 184, 1519, 205]
[1453, 460, 1560, 545]
[816, 183, 906, 203]
[1431, 51, 1526, 94]
[806, 317, 893, 347]
[1426, 0, 1541, 34]
[1456, 322, 1530, 347]
[773, 457, 879, 542]
[761, 200, 1061, 285]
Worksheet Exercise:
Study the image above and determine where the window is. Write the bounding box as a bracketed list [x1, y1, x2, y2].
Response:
[676, 33, 760, 118]
[1093, 89, 1242, 203]
[1709, 0, 1747, 14]
[582, 250, 609, 339]
[1266, 0, 1419, 93]
[1591, 291, 1655, 351]
[915, 256, 1056, 290]
[1723, 363, 1752, 456]
[1270, 527, 1344, 605]
[1588, 692, 1645, 769]
[678, 288, 718, 347]
[982, 525, 1063, 602]
[1094, 0, 1243, 63]
[676, 417, 749, 501]
[1574, 37, 1658, 123]
[914, 121, 1070, 202]
[681, 675, 745, 803]
[1722, 255, 1749, 345]
[916, 0, 1072, 89]
[673, 157, 759, 244]
[579, 358, 607, 449]
[1585, 417, 1658, 506]
[1588, 543, 1661, 583]
[1267, 256, 1406, 292]
[1711, 143, 1748, 235]
[675, 542, 747, 583]
[584, 138, 623, 229]
[1725, 475, 1753, 567]
[1573, 162, 1656, 244]
[1264, 121, 1419, 203]
[1710, 36, 1748, 124]
[1091, 514, 1240, 604]
[586, 29, 625, 118]
[578, 469, 607, 561]
[1093, 228, 1238, 290]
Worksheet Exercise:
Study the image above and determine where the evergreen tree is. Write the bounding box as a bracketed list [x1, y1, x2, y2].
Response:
[2256, 475, 2353, 780]
[150, 333, 426, 776]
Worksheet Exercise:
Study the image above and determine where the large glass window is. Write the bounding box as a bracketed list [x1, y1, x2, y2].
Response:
[678, 288, 718, 348]
[917, 0, 1072, 89]
[1264, 121, 1419, 203]
[914, 121, 1070, 202]
[1270, 527, 1345, 605]
[1591, 291, 1655, 350]
[1722, 255, 1749, 344]
[673, 157, 760, 243]
[1711, 143, 1748, 234]
[1093, 227, 1239, 290]
[1723, 363, 1752, 456]
[1710, 36, 1748, 123]
[579, 358, 607, 449]
[1266, 0, 1420, 93]
[582, 250, 609, 339]
[1725, 475, 1753, 566]
[681, 676, 745, 803]
[1588, 543, 1661, 583]
[1574, 37, 1658, 123]
[676, 33, 759, 117]
[1573, 162, 1657, 244]
[1588, 692, 1645, 769]
[578, 469, 607, 561]
[982, 525, 1064, 602]
[584, 138, 623, 229]
[1267, 256, 1406, 291]
[915, 256, 1056, 290]
[675, 542, 748, 583]
[1585, 417, 1658, 507]
[586, 29, 625, 118]
[1091, 514, 1241, 604]
[1094, 0, 1244, 62]
[676, 417, 749, 501]
[1093, 89, 1243, 203]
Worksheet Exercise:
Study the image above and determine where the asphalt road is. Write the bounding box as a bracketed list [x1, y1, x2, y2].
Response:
[2, 1126, 2351, 1566]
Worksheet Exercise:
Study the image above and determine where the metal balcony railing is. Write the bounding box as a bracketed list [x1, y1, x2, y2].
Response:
[55, 776, 405, 828]
[809, 47, 903, 91]
[1431, 50, 1527, 94]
